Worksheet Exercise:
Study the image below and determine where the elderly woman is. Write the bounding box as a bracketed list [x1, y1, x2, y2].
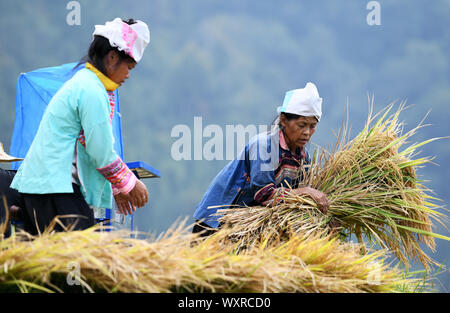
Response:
[11, 18, 150, 235]
[192, 82, 329, 236]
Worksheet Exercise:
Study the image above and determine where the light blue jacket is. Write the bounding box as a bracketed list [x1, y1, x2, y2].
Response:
[10, 68, 118, 209]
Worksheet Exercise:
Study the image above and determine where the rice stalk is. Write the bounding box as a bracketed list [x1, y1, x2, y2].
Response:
[218, 102, 449, 270]
[0, 219, 415, 293]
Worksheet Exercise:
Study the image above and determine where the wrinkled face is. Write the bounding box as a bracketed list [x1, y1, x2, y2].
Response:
[280, 115, 318, 152]
[105, 51, 136, 86]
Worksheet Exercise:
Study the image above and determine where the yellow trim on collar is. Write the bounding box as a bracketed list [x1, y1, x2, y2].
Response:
[85, 62, 119, 91]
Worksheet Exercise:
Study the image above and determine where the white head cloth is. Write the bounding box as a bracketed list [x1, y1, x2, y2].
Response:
[93, 18, 150, 63]
[277, 82, 323, 122]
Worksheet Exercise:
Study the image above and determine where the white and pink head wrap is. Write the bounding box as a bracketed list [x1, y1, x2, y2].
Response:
[93, 18, 150, 63]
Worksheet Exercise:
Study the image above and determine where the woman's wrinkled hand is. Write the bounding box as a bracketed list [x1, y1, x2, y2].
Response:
[293, 186, 330, 214]
[128, 179, 149, 208]
[328, 217, 342, 231]
[114, 193, 135, 215]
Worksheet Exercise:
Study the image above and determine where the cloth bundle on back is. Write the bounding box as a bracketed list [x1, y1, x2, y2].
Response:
[10, 18, 150, 235]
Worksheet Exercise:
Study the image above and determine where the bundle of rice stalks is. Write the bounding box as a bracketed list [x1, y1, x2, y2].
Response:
[216, 196, 330, 253]
[218, 103, 449, 270]
[0, 220, 414, 293]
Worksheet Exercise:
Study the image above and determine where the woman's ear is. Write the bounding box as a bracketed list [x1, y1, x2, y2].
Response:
[106, 50, 119, 67]
[104, 50, 119, 76]
[279, 114, 286, 130]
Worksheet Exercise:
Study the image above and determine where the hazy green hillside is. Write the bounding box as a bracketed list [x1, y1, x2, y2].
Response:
[1, 0, 449, 291]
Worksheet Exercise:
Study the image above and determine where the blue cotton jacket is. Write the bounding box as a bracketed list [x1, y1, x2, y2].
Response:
[10, 68, 118, 209]
[193, 128, 311, 228]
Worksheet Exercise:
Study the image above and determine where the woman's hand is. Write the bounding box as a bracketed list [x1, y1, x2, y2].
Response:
[9, 205, 21, 221]
[128, 179, 149, 208]
[292, 186, 329, 214]
[328, 217, 342, 230]
[114, 193, 135, 215]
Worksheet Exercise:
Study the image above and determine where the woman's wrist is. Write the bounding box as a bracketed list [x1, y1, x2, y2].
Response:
[97, 156, 137, 194]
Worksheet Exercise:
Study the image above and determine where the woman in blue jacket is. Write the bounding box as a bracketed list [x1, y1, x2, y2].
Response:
[193, 82, 330, 236]
[11, 18, 150, 235]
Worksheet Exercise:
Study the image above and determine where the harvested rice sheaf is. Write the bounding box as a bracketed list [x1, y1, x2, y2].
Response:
[0, 103, 445, 293]
[0, 222, 415, 293]
[218, 103, 449, 270]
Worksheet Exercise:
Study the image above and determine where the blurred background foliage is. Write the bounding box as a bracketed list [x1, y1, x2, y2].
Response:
[0, 0, 449, 291]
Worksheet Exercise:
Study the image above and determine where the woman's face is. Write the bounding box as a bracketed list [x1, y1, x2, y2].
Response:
[280, 115, 318, 152]
[105, 51, 136, 86]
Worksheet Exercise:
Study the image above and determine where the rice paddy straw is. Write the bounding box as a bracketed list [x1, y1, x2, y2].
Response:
[218, 102, 449, 270]
[0, 219, 415, 293]
[0, 101, 444, 292]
